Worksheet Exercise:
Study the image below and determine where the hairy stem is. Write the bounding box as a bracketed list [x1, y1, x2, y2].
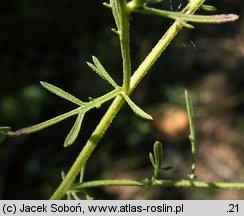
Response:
[50, 0, 208, 200]
[120, 0, 131, 92]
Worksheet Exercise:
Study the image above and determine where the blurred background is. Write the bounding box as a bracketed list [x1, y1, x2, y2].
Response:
[0, 0, 243, 199]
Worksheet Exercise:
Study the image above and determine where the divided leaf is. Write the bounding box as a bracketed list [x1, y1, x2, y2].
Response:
[122, 93, 153, 120]
[41, 81, 85, 106]
[64, 112, 85, 147]
[87, 56, 118, 88]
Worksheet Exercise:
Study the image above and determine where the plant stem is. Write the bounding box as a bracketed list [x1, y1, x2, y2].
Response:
[74, 179, 244, 190]
[120, 0, 131, 92]
[50, 95, 125, 199]
[50, 0, 207, 200]
[185, 90, 197, 179]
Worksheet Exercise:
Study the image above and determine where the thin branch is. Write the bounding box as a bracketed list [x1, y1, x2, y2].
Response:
[74, 179, 244, 190]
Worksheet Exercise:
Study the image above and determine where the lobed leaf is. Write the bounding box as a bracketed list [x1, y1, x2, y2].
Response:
[64, 112, 85, 147]
[41, 81, 85, 106]
[122, 93, 153, 120]
[87, 56, 118, 88]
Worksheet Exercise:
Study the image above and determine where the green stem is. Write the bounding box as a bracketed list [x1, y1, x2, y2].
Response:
[50, 96, 125, 199]
[185, 90, 197, 179]
[50, 0, 208, 200]
[74, 179, 244, 190]
[120, 0, 131, 92]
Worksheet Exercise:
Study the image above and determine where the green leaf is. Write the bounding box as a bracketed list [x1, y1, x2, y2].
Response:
[79, 163, 86, 183]
[103, 2, 111, 8]
[7, 108, 80, 136]
[146, 0, 162, 4]
[178, 20, 195, 29]
[153, 141, 163, 169]
[41, 81, 85, 106]
[64, 112, 85, 147]
[0, 126, 11, 143]
[87, 56, 119, 88]
[149, 152, 155, 167]
[138, 6, 239, 24]
[201, 5, 217, 12]
[122, 93, 153, 120]
[110, 0, 122, 31]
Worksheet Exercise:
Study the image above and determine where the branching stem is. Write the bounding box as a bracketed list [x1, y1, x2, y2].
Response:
[74, 179, 244, 190]
[50, 0, 232, 199]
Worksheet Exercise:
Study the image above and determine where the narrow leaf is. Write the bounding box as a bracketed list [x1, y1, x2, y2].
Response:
[146, 0, 162, 4]
[110, 0, 122, 31]
[41, 81, 85, 106]
[64, 112, 84, 147]
[87, 56, 118, 88]
[178, 20, 195, 29]
[139, 7, 239, 24]
[149, 152, 155, 167]
[122, 93, 153, 120]
[201, 5, 217, 12]
[92, 56, 118, 88]
[79, 163, 86, 183]
[6, 108, 80, 136]
[103, 2, 111, 8]
[61, 171, 66, 180]
[153, 141, 163, 169]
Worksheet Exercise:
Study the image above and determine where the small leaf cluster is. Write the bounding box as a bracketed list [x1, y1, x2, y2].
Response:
[149, 141, 172, 180]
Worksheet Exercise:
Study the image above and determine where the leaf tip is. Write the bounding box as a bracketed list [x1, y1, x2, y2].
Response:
[40, 81, 45, 86]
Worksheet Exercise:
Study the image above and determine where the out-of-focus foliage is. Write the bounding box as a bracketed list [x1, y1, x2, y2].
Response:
[0, 0, 243, 199]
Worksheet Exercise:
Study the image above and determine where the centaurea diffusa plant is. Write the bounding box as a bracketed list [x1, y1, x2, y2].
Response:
[0, 0, 242, 200]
